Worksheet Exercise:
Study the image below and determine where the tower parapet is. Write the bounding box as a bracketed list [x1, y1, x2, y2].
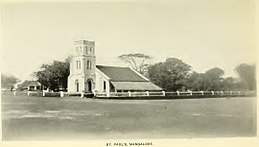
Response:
[73, 40, 95, 56]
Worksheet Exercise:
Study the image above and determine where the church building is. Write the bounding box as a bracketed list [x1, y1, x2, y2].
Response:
[67, 40, 162, 94]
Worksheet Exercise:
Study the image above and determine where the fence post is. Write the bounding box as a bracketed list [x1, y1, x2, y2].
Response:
[211, 91, 214, 95]
[107, 91, 110, 97]
[93, 90, 97, 97]
[146, 91, 149, 96]
[176, 91, 180, 96]
[128, 91, 131, 97]
[43, 91, 45, 97]
[60, 91, 64, 97]
[27, 91, 30, 96]
[189, 91, 192, 96]
[13, 91, 16, 96]
[200, 91, 204, 95]
[81, 92, 84, 99]
[221, 91, 224, 95]
[216, 91, 219, 95]
[230, 91, 232, 95]
[162, 91, 165, 96]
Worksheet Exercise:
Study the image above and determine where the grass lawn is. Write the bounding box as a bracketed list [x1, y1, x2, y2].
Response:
[1, 95, 257, 140]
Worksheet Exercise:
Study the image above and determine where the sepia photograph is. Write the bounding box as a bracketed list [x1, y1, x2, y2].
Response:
[0, 0, 257, 145]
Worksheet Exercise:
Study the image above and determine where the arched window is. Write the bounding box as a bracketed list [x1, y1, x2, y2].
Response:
[103, 81, 106, 91]
[75, 79, 79, 92]
[76, 61, 78, 69]
[79, 60, 81, 69]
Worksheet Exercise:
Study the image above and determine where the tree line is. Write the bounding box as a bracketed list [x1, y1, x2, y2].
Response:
[119, 54, 256, 92]
[1, 53, 256, 92]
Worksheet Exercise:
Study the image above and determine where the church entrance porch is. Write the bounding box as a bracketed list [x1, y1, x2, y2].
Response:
[85, 79, 93, 93]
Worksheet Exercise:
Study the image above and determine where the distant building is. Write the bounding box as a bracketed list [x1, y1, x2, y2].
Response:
[67, 40, 162, 93]
[18, 81, 42, 91]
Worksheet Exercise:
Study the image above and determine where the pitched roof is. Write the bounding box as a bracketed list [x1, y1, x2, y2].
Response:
[96, 65, 148, 82]
[111, 82, 162, 91]
[19, 81, 41, 88]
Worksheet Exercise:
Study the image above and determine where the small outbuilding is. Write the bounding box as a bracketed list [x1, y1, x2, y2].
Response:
[18, 81, 42, 91]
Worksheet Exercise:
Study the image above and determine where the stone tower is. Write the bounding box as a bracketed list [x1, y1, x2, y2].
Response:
[67, 40, 96, 93]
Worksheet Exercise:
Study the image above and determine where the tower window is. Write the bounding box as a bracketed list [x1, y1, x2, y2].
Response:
[76, 60, 81, 70]
[89, 47, 92, 54]
[87, 60, 90, 69]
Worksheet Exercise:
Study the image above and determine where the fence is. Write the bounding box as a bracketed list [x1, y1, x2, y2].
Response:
[95, 90, 256, 98]
[11, 90, 256, 98]
[110, 92, 129, 97]
[96, 90, 256, 98]
[95, 91, 165, 97]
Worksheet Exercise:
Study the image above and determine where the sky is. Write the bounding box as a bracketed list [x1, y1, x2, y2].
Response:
[1, 0, 256, 81]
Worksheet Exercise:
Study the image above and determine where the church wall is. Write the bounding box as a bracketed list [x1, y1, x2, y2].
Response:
[67, 75, 84, 92]
[95, 70, 110, 93]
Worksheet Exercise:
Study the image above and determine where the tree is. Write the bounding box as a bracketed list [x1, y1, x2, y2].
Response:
[1, 74, 20, 91]
[221, 77, 236, 90]
[204, 67, 225, 90]
[188, 72, 207, 91]
[118, 53, 152, 76]
[188, 67, 226, 91]
[148, 57, 191, 91]
[34, 59, 70, 91]
[205, 67, 224, 78]
[235, 63, 256, 90]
